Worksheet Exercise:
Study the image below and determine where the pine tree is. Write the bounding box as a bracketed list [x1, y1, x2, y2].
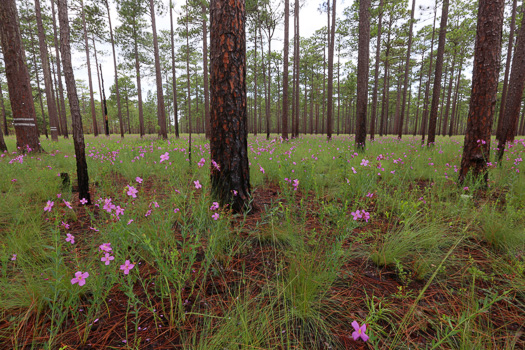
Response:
[0, 0, 43, 152]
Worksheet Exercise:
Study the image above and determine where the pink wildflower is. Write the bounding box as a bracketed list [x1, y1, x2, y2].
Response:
[71, 271, 89, 286]
[120, 260, 135, 275]
[351, 321, 368, 342]
[44, 200, 54, 212]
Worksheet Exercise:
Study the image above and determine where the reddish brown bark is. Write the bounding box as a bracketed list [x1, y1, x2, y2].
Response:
[209, 0, 251, 212]
[0, 0, 42, 152]
[459, 0, 504, 183]
[496, 3, 525, 160]
[58, 0, 91, 204]
[427, 0, 449, 145]
[355, 0, 370, 148]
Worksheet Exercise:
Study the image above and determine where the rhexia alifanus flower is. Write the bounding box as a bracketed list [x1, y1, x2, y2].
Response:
[101, 253, 115, 266]
[44, 200, 54, 212]
[71, 271, 89, 286]
[351, 321, 368, 342]
[120, 260, 135, 275]
[66, 233, 75, 244]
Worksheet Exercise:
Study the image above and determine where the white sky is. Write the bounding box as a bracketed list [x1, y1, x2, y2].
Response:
[69, 0, 445, 99]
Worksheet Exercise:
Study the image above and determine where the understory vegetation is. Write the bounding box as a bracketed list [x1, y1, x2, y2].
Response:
[1, 134, 524, 349]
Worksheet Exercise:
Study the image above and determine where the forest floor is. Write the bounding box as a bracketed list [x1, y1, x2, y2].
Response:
[0, 134, 524, 349]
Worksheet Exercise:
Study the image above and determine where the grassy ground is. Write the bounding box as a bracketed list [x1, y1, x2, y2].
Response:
[0, 133, 524, 349]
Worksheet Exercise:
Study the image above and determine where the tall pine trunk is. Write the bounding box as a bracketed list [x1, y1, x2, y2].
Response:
[497, 2, 525, 159]
[35, 0, 59, 141]
[282, 0, 289, 139]
[202, 3, 210, 139]
[50, 0, 68, 138]
[150, 0, 167, 139]
[58, 0, 90, 203]
[398, 0, 416, 138]
[427, 0, 449, 145]
[209, 0, 251, 212]
[355, 0, 370, 147]
[0, 0, 42, 152]
[459, 0, 504, 183]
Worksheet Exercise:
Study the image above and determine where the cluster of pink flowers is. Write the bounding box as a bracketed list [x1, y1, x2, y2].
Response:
[160, 152, 169, 163]
[210, 201, 220, 220]
[284, 178, 300, 191]
[351, 209, 370, 222]
[126, 185, 138, 198]
[66, 233, 75, 244]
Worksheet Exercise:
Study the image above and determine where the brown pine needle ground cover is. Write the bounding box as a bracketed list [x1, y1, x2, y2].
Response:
[0, 134, 524, 349]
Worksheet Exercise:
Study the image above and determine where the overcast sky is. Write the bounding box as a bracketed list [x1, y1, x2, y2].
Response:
[69, 0, 445, 99]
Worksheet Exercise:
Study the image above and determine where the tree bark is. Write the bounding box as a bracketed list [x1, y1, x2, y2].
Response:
[282, 0, 289, 139]
[398, 0, 416, 139]
[186, 0, 192, 161]
[355, 0, 370, 147]
[150, 0, 167, 139]
[35, 0, 59, 141]
[369, 0, 383, 141]
[0, 0, 43, 152]
[427, 0, 449, 145]
[202, 3, 210, 139]
[210, 0, 251, 212]
[497, 2, 525, 160]
[50, 0, 68, 138]
[58, 0, 90, 203]
[459, 0, 504, 183]
[496, 0, 517, 140]
[292, 0, 296, 137]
